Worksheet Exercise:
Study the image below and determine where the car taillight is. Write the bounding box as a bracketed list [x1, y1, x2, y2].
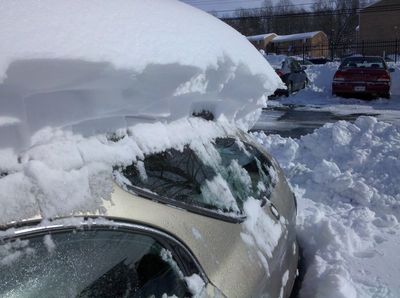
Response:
[333, 71, 345, 82]
[275, 70, 284, 77]
[377, 72, 390, 82]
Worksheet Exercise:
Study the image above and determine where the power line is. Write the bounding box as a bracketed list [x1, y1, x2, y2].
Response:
[218, 3, 400, 19]
[182, 0, 372, 12]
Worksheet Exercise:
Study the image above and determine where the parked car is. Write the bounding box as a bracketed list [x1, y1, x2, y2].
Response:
[0, 123, 299, 297]
[0, 1, 298, 297]
[332, 56, 395, 99]
[292, 56, 314, 66]
[308, 57, 330, 65]
[265, 55, 309, 97]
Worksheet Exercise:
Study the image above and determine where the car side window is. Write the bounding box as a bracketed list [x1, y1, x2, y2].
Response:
[0, 228, 193, 298]
[120, 138, 276, 218]
[291, 60, 301, 72]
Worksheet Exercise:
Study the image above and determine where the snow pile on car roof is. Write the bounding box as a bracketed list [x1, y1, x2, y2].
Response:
[0, 0, 282, 224]
[0, 0, 282, 152]
[0, 117, 236, 225]
[254, 116, 400, 297]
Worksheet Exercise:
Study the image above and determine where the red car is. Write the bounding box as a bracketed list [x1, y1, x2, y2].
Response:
[332, 56, 395, 99]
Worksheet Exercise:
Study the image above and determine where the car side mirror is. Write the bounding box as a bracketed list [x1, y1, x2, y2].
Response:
[388, 68, 395, 73]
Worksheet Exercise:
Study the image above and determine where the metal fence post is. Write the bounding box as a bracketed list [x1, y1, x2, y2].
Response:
[396, 39, 399, 63]
[362, 40, 365, 56]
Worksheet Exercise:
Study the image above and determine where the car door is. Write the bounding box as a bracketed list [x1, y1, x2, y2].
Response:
[0, 221, 217, 298]
[117, 136, 297, 297]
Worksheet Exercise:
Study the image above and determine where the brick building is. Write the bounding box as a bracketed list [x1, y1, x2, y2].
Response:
[359, 0, 400, 42]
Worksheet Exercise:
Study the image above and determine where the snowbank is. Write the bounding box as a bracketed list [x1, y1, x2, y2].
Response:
[253, 116, 400, 297]
[390, 63, 400, 96]
[0, 0, 283, 153]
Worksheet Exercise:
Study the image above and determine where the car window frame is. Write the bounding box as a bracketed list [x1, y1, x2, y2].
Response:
[339, 57, 387, 70]
[0, 218, 208, 295]
[118, 137, 277, 224]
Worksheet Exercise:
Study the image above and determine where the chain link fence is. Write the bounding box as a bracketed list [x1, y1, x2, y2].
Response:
[266, 40, 400, 63]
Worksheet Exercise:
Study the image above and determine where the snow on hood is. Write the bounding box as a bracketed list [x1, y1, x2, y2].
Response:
[0, 0, 282, 153]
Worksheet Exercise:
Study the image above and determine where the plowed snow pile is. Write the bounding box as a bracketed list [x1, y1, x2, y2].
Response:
[254, 116, 400, 298]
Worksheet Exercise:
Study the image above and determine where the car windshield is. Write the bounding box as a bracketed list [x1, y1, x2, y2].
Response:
[264, 55, 287, 70]
[120, 137, 276, 218]
[340, 57, 386, 69]
[0, 229, 190, 298]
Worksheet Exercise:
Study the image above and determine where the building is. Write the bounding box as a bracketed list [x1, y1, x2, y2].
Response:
[359, 0, 400, 42]
[247, 31, 329, 58]
[269, 31, 329, 58]
[247, 33, 277, 51]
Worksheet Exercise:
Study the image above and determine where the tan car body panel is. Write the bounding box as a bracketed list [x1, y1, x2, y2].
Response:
[101, 161, 296, 297]
[1, 135, 298, 298]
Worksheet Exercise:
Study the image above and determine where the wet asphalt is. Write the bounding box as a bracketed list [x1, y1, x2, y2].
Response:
[251, 104, 380, 138]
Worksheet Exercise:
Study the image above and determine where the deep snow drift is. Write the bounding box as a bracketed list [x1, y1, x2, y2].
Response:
[254, 117, 400, 297]
[0, 0, 283, 153]
[253, 61, 400, 297]
[0, 0, 282, 223]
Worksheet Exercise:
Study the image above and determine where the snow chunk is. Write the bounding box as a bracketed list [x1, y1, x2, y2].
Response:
[201, 174, 240, 213]
[0, 0, 282, 149]
[191, 227, 203, 241]
[185, 274, 206, 297]
[0, 239, 35, 266]
[279, 270, 290, 298]
[0, 116, 20, 127]
[242, 197, 284, 276]
[43, 234, 56, 254]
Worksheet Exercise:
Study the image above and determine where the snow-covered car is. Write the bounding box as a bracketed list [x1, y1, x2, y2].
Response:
[0, 119, 298, 297]
[0, 1, 297, 297]
[264, 54, 309, 97]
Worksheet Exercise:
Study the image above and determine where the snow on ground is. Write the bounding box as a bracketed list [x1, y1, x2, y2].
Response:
[253, 61, 400, 297]
[254, 117, 400, 297]
[267, 62, 400, 123]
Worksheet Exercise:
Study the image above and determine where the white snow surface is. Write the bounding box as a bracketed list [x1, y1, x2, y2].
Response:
[0, 0, 282, 153]
[254, 116, 400, 297]
[247, 33, 277, 42]
[0, 118, 237, 225]
[266, 62, 400, 124]
[0, 0, 283, 225]
[253, 61, 400, 297]
[242, 197, 284, 277]
[272, 31, 322, 43]
[185, 274, 206, 297]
